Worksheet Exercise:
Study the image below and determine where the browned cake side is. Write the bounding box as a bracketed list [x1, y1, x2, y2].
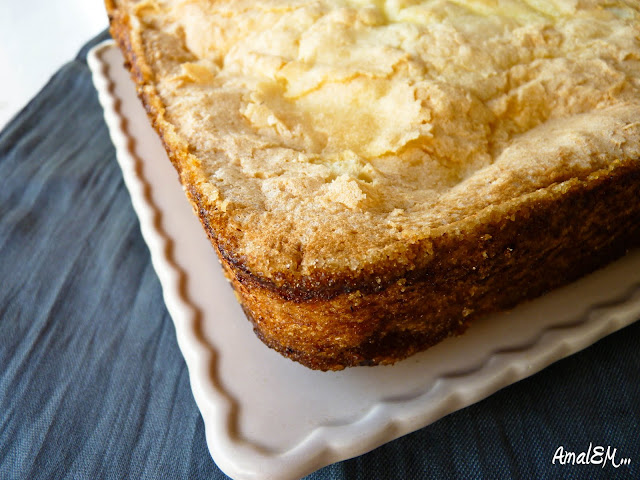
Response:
[219, 163, 640, 370]
[106, 0, 640, 370]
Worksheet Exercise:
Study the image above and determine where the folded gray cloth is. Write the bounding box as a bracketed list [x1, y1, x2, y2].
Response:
[1, 31, 638, 480]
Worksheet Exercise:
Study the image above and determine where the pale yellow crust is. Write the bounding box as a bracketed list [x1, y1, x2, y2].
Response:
[106, 0, 640, 369]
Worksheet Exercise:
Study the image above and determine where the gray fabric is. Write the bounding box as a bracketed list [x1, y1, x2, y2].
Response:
[0, 31, 638, 479]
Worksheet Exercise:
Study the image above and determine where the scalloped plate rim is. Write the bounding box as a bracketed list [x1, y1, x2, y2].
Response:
[89, 40, 640, 480]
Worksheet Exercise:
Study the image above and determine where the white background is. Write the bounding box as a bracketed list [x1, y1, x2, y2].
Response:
[0, 0, 107, 130]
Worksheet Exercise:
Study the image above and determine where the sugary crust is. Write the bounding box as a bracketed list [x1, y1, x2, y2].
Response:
[106, 0, 640, 370]
[226, 163, 640, 370]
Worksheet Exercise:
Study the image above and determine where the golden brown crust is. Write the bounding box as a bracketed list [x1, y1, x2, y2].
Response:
[223, 162, 640, 370]
[107, 0, 240, 262]
[107, 0, 640, 370]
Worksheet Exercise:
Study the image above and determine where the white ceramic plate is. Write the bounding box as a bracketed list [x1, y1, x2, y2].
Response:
[89, 41, 640, 480]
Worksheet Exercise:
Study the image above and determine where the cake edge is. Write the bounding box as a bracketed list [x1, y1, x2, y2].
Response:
[106, 1, 640, 370]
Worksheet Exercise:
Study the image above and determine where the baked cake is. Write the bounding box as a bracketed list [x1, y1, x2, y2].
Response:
[106, 0, 640, 370]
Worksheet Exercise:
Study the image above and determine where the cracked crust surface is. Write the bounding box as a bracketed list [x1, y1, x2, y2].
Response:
[106, 0, 640, 369]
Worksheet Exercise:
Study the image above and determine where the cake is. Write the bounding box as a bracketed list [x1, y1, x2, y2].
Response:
[106, 0, 640, 370]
